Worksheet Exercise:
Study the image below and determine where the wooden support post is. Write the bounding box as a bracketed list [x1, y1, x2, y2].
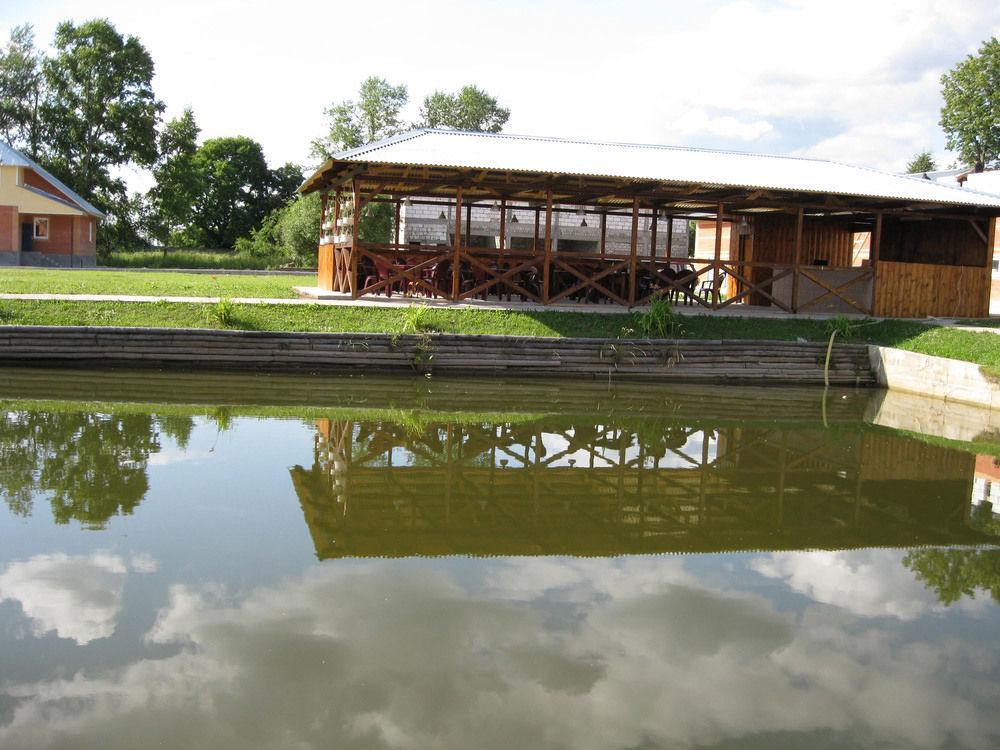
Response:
[319, 192, 329, 235]
[984, 217, 997, 316]
[713, 202, 724, 308]
[452, 188, 463, 300]
[543, 189, 553, 303]
[599, 211, 607, 259]
[791, 207, 804, 312]
[499, 198, 506, 259]
[350, 180, 361, 298]
[393, 199, 401, 248]
[629, 197, 639, 305]
[533, 206, 540, 253]
[465, 203, 472, 246]
[870, 210, 883, 315]
[666, 215, 673, 259]
[650, 208, 659, 260]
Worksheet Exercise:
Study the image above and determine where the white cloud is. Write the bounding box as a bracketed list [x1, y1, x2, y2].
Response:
[752, 549, 987, 620]
[1, 557, 997, 749]
[0, 552, 156, 645]
[3, 0, 998, 181]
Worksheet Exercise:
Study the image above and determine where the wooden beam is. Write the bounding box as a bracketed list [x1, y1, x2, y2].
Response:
[713, 202, 724, 307]
[543, 190, 553, 303]
[969, 218, 989, 246]
[350, 180, 360, 298]
[666, 215, 674, 259]
[533, 206, 540, 253]
[629, 197, 640, 305]
[465, 202, 472, 246]
[499, 198, 506, 259]
[650, 208, 659, 260]
[452, 187, 463, 299]
[393, 199, 401, 247]
[791, 207, 803, 312]
[600, 211, 607, 259]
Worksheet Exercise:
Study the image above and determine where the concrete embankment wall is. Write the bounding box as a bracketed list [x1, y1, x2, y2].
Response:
[0, 326, 875, 385]
[869, 345, 1000, 410]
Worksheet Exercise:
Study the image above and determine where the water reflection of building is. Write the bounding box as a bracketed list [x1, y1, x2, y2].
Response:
[290, 417, 993, 558]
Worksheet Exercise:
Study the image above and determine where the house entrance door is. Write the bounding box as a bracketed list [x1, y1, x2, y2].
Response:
[20, 223, 32, 252]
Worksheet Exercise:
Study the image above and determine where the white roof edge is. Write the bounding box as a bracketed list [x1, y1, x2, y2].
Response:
[307, 128, 1000, 210]
[0, 141, 105, 218]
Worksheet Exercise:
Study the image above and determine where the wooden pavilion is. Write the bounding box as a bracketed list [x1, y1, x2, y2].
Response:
[300, 130, 1000, 318]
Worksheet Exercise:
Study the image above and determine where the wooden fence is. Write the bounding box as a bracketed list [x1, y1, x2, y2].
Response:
[0, 326, 876, 385]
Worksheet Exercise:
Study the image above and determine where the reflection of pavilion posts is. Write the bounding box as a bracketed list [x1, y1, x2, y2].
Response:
[315, 418, 352, 510]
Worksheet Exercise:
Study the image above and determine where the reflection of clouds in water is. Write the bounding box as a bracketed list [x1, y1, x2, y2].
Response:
[0, 553, 125, 645]
[0, 553, 155, 645]
[752, 549, 986, 620]
[1, 557, 998, 750]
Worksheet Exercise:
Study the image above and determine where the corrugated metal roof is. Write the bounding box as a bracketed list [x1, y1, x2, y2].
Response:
[0, 141, 105, 218]
[314, 128, 1000, 209]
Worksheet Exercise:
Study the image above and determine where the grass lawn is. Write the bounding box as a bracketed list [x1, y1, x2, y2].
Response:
[0, 268, 304, 298]
[2, 297, 1000, 370]
[102, 249, 313, 271]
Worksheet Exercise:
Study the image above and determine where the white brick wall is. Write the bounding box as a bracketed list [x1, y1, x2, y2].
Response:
[398, 197, 689, 256]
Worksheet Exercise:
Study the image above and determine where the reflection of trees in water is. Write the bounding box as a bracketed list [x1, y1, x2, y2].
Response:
[904, 502, 1000, 605]
[0, 410, 195, 529]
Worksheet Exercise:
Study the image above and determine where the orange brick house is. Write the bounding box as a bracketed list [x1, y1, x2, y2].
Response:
[1, 142, 104, 267]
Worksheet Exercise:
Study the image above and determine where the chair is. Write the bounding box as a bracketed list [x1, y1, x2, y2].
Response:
[698, 269, 726, 303]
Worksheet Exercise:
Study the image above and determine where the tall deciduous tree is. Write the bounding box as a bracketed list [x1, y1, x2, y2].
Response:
[419, 85, 510, 133]
[183, 136, 301, 249]
[0, 24, 43, 157]
[940, 38, 1000, 172]
[311, 76, 408, 159]
[905, 151, 937, 174]
[146, 108, 201, 243]
[40, 19, 163, 210]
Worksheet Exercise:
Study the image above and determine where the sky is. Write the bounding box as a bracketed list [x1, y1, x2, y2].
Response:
[2, 0, 999, 190]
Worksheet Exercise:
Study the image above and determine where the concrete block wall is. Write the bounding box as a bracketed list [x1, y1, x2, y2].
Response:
[399, 198, 690, 256]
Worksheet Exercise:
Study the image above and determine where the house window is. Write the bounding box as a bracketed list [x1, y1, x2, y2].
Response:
[33, 218, 49, 240]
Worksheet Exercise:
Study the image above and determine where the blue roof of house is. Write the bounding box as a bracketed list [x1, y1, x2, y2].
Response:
[0, 141, 105, 218]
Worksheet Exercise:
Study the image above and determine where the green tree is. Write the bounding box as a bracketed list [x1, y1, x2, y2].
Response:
[236, 191, 322, 266]
[940, 38, 1000, 172]
[0, 24, 44, 157]
[146, 108, 201, 244]
[40, 19, 163, 210]
[419, 85, 510, 132]
[181, 136, 301, 248]
[311, 76, 408, 159]
[906, 151, 937, 174]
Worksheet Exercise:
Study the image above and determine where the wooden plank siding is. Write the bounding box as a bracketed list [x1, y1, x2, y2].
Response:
[752, 213, 854, 267]
[317, 244, 335, 290]
[874, 260, 991, 318]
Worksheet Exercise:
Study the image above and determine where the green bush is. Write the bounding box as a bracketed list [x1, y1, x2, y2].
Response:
[236, 193, 321, 267]
[636, 297, 684, 339]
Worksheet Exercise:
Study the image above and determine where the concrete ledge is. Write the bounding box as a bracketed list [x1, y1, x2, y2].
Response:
[869, 345, 1000, 410]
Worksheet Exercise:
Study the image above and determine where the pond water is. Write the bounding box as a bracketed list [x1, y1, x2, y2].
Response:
[0, 369, 998, 750]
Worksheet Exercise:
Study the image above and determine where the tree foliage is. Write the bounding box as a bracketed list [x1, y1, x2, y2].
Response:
[0, 24, 43, 158]
[419, 85, 510, 133]
[40, 19, 163, 212]
[310, 76, 408, 159]
[176, 136, 301, 249]
[905, 151, 937, 174]
[236, 191, 322, 266]
[146, 108, 200, 244]
[940, 38, 1000, 171]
